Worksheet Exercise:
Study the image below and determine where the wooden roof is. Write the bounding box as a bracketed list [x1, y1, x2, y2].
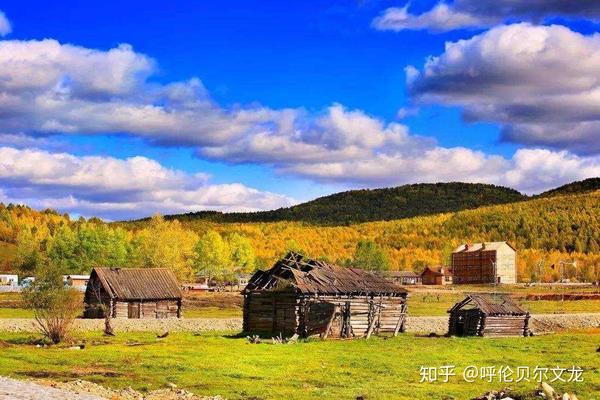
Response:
[421, 266, 452, 277]
[89, 267, 182, 300]
[448, 293, 528, 316]
[244, 252, 407, 296]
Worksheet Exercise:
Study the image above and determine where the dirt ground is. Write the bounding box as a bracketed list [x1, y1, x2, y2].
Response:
[0, 376, 223, 400]
[0, 313, 597, 335]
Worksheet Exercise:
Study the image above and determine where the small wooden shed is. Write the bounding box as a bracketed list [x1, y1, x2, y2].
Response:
[448, 293, 530, 337]
[84, 267, 183, 319]
[243, 252, 408, 339]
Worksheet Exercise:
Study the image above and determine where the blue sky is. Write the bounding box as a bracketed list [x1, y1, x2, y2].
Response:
[0, 1, 599, 219]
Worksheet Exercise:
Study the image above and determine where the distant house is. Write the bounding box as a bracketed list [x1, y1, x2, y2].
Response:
[181, 282, 209, 292]
[387, 271, 421, 285]
[0, 274, 19, 292]
[84, 267, 183, 319]
[452, 242, 517, 284]
[243, 252, 408, 339]
[421, 266, 453, 285]
[237, 273, 251, 289]
[65, 275, 90, 292]
[448, 293, 530, 337]
[0, 274, 18, 286]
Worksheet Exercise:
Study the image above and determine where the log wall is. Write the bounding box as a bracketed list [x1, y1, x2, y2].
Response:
[481, 315, 529, 337]
[243, 290, 407, 339]
[112, 299, 180, 319]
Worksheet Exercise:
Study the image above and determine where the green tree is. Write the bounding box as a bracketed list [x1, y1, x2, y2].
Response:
[15, 227, 45, 275]
[133, 215, 197, 280]
[352, 240, 390, 272]
[228, 233, 255, 273]
[192, 230, 232, 282]
[46, 225, 78, 273]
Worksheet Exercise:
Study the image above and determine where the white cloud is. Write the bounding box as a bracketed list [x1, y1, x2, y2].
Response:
[0, 39, 291, 146]
[0, 11, 11, 37]
[373, 1, 600, 32]
[0, 147, 294, 220]
[373, 4, 493, 33]
[0, 32, 596, 207]
[503, 149, 600, 193]
[282, 146, 600, 195]
[408, 23, 600, 154]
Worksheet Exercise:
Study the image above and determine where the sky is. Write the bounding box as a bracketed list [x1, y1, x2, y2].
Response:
[0, 0, 599, 220]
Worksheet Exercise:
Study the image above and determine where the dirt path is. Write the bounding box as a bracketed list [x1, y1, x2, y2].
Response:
[0, 313, 597, 334]
[0, 377, 223, 400]
[0, 376, 105, 400]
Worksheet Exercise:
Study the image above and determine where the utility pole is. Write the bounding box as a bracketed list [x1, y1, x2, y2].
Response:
[491, 260, 497, 290]
[536, 260, 545, 284]
[558, 260, 577, 302]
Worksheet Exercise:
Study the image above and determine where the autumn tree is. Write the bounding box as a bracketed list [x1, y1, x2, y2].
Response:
[15, 227, 45, 275]
[132, 215, 197, 280]
[192, 230, 232, 283]
[229, 233, 256, 273]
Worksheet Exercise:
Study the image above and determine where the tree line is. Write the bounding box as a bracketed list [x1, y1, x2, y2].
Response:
[1, 188, 599, 282]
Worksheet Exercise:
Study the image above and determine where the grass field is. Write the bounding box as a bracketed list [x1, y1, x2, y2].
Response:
[0, 330, 598, 399]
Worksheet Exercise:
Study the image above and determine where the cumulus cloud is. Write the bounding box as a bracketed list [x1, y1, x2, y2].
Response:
[0, 147, 294, 220]
[373, 3, 494, 32]
[0, 39, 292, 147]
[0, 33, 596, 207]
[198, 104, 600, 194]
[0, 11, 11, 36]
[408, 23, 600, 154]
[373, 0, 600, 32]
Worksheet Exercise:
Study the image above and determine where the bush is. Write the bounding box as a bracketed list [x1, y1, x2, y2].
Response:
[22, 264, 81, 344]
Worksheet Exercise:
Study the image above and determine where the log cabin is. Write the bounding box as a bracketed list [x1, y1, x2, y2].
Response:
[84, 267, 182, 319]
[243, 252, 408, 339]
[448, 293, 530, 337]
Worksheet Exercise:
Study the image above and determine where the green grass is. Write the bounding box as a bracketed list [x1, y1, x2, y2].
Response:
[182, 307, 241, 318]
[0, 330, 597, 399]
[407, 293, 600, 316]
[0, 308, 33, 318]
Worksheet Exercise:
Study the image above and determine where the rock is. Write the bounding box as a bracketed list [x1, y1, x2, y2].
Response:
[541, 382, 557, 400]
[167, 382, 177, 389]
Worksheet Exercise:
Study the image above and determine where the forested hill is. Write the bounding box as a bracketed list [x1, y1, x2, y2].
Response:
[538, 178, 600, 198]
[162, 182, 526, 225]
[1, 188, 599, 280]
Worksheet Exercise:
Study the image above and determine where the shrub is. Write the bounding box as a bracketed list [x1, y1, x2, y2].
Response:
[22, 264, 81, 344]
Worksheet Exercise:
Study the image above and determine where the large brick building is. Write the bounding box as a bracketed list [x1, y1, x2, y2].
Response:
[451, 242, 517, 284]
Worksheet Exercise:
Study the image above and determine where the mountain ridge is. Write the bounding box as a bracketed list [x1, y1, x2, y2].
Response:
[154, 178, 599, 225]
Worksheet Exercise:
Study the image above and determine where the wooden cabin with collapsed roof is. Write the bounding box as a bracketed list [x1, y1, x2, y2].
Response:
[448, 293, 530, 337]
[243, 252, 408, 339]
[84, 267, 183, 319]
